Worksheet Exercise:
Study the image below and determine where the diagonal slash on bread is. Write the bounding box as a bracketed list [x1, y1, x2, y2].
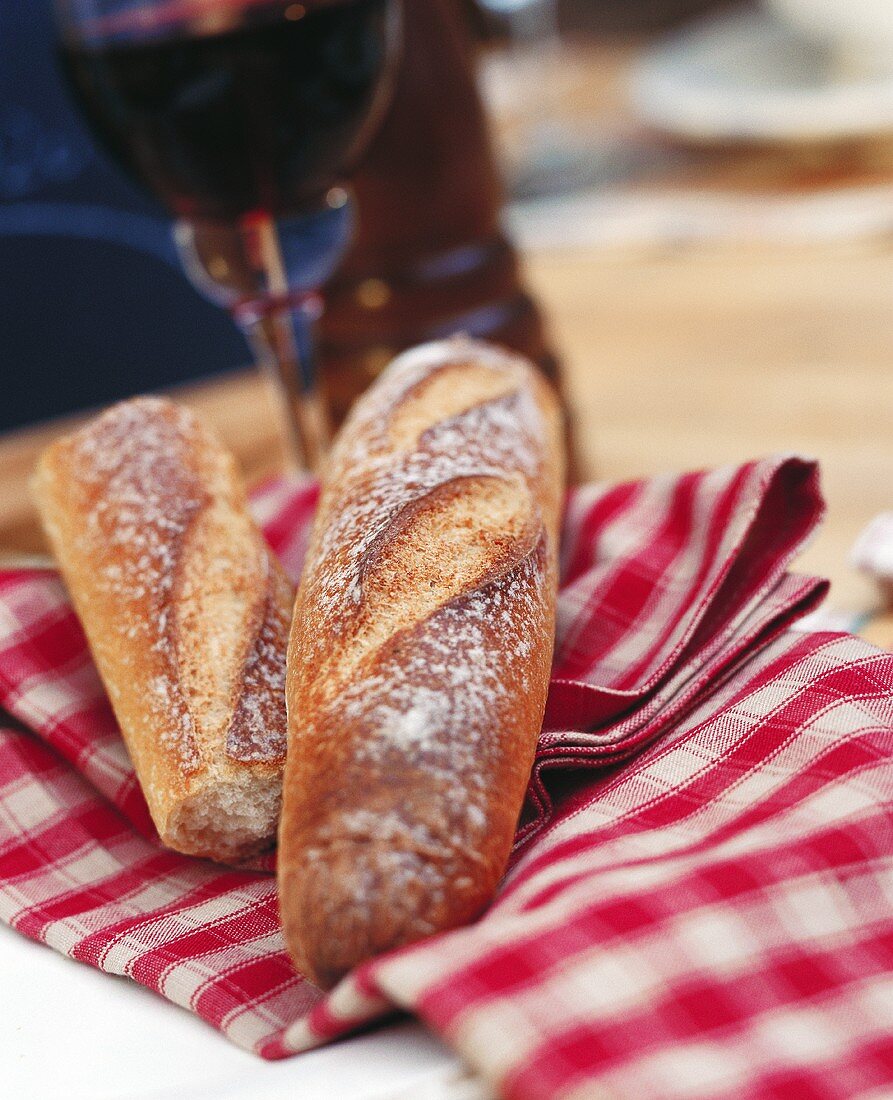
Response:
[279, 338, 566, 988]
[33, 397, 293, 863]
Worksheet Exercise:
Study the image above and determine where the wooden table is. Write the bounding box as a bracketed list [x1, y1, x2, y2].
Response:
[2, 41, 892, 644]
[533, 240, 893, 621]
[3, 239, 891, 623]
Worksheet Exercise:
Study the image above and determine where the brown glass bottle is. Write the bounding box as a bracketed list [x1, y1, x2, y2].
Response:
[318, 0, 561, 426]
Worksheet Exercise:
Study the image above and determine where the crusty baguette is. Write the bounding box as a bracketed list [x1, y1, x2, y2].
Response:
[32, 397, 293, 864]
[278, 338, 565, 988]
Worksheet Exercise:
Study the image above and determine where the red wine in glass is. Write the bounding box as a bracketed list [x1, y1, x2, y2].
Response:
[56, 0, 400, 468]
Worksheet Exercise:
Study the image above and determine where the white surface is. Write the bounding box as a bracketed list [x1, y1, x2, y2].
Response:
[0, 923, 486, 1100]
[629, 7, 893, 143]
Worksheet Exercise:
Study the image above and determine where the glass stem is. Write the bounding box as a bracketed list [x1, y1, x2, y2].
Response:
[175, 197, 353, 474]
[238, 214, 330, 473]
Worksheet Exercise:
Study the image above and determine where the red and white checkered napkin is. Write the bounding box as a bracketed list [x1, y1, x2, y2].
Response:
[2, 455, 893, 1099]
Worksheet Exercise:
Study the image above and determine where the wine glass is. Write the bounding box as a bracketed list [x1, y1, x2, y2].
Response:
[55, 0, 401, 471]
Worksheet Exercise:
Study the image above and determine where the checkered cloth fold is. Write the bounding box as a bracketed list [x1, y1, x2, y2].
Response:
[2, 455, 893, 1100]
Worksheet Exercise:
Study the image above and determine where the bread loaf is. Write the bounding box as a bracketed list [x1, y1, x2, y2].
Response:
[33, 397, 293, 864]
[278, 338, 565, 988]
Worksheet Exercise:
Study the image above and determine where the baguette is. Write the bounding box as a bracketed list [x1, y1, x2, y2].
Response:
[32, 397, 293, 864]
[278, 338, 565, 988]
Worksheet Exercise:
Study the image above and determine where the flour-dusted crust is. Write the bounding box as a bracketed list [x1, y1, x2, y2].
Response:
[32, 398, 293, 864]
[279, 338, 565, 988]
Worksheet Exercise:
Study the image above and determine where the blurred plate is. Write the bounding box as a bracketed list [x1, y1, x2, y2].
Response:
[629, 7, 893, 144]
